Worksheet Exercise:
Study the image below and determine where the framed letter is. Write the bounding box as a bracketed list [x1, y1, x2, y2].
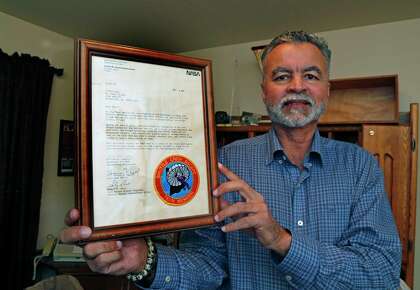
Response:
[75, 39, 219, 242]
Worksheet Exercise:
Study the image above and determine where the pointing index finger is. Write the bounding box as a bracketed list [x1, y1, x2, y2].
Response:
[215, 163, 260, 201]
[218, 162, 240, 181]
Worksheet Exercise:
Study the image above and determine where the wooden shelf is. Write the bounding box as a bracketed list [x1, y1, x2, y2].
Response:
[320, 75, 399, 124]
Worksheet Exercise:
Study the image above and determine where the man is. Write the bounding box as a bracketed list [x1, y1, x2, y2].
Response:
[61, 31, 401, 289]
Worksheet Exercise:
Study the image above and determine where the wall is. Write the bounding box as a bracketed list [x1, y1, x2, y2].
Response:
[183, 18, 420, 287]
[0, 11, 75, 249]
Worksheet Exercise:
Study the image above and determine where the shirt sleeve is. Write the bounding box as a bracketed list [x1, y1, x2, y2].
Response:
[136, 225, 228, 290]
[271, 153, 402, 289]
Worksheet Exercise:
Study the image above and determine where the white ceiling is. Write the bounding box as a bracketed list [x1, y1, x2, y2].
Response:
[1, 0, 420, 52]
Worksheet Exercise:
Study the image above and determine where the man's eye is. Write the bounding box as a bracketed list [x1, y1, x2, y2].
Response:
[273, 74, 290, 81]
[304, 73, 320, 80]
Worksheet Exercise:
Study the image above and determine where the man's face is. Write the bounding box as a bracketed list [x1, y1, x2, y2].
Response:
[261, 42, 330, 128]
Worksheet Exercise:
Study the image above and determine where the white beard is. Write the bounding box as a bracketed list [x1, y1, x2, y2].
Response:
[265, 93, 326, 128]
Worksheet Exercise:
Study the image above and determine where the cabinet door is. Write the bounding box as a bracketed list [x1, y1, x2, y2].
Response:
[362, 124, 411, 280]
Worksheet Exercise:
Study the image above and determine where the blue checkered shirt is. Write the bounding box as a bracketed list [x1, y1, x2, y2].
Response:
[143, 129, 401, 289]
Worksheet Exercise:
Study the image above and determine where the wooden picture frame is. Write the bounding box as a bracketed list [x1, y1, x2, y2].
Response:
[57, 120, 75, 176]
[75, 39, 219, 242]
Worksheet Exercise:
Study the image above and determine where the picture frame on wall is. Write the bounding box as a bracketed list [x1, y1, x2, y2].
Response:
[57, 120, 75, 176]
[75, 39, 219, 242]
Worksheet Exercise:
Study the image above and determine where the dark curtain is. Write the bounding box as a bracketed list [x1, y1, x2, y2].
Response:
[0, 49, 56, 290]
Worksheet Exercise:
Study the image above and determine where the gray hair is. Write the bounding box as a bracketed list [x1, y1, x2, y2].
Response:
[261, 31, 331, 72]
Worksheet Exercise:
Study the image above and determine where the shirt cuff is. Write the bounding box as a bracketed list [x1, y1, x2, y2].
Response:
[147, 244, 180, 289]
[271, 231, 320, 289]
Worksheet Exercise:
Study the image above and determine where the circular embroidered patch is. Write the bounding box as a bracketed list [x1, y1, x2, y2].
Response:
[154, 155, 199, 206]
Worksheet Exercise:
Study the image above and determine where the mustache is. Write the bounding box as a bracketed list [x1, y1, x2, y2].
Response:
[279, 93, 315, 108]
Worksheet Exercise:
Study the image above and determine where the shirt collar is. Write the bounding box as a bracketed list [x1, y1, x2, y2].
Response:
[265, 127, 323, 166]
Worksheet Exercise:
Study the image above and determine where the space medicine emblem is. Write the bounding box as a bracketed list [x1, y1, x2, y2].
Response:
[154, 155, 200, 206]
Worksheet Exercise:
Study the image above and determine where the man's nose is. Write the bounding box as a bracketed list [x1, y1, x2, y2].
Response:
[287, 76, 306, 93]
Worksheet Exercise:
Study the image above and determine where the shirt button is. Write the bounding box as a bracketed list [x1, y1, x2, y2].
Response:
[285, 275, 292, 282]
[165, 276, 171, 283]
[297, 220, 304, 226]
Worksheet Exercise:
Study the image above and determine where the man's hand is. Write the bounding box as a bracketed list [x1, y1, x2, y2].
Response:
[213, 163, 292, 256]
[60, 208, 148, 275]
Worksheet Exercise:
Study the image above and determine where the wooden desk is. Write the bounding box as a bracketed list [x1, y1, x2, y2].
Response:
[41, 259, 136, 290]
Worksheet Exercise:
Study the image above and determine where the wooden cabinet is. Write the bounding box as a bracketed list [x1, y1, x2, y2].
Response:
[215, 75, 418, 288]
[361, 111, 418, 286]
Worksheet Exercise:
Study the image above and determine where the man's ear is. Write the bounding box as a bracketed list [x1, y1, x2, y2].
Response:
[327, 81, 330, 97]
[260, 82, 267, 103]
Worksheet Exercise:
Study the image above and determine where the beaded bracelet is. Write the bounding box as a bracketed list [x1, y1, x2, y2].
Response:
[126, 237, 156, 282]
